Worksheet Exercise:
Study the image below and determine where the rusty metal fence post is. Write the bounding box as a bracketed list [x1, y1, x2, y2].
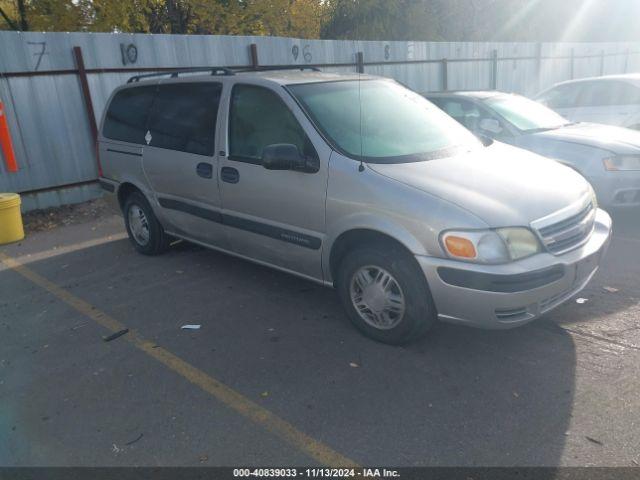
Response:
[441, 58, 448, 91]
[73, 46, 100, 175]
[250, 43, 259, 69]
[491, 49, 498, 90]
[570, 48, 575, 79]
[356, 52, 364, 73]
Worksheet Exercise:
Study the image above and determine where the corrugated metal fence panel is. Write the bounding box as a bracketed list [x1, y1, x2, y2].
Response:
[1, 31, 640, 200]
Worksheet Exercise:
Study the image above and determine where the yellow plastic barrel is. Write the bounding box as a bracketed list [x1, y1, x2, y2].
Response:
[0, 193, 25, 244]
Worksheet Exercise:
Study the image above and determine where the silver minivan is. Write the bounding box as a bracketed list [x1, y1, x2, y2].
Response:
[98, 68, 612, 344]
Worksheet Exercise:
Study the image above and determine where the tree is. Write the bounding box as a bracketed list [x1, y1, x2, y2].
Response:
[26, 0, 84, 31]
[2, 0, 640, 42]
[0, 0, 327, 37]
[321, 0, 440, 41]
[0, 0, 23, 30]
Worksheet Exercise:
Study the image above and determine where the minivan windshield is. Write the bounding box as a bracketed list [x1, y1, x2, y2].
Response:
[486, 95, 570, 132]
[288, 79, 479, 163]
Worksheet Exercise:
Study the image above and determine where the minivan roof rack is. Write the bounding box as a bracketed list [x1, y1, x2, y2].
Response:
[236, 66, 322, 73]
[127, 67, 235, 83]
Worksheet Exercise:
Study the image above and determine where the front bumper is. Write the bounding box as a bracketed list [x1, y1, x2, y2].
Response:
[416, 208, 612, 329]
[588, 171, 640, 208]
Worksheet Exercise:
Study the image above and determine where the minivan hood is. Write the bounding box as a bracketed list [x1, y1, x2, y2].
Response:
[527, 122, 640, 154]
[367, 142, 592, 227]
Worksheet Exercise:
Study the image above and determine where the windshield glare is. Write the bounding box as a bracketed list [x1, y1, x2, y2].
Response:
[486, 95, 569, 132]
[288, 80, 479, 163]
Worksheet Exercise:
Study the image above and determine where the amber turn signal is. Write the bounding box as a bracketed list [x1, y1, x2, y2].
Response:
[444, 235, 477, 259]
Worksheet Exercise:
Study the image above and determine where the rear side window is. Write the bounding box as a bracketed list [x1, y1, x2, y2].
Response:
[147, 83, 222, 156]
[228, 84, 316, 164]
[103, 86, 156, 144]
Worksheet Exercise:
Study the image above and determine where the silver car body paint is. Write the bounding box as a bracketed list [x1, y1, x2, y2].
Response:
[426, 90, 640, 208]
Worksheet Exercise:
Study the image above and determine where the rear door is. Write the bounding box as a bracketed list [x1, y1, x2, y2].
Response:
[99, 85, 156, 186]
[142, 81, 227, 247]
[217, 82, 330, 280]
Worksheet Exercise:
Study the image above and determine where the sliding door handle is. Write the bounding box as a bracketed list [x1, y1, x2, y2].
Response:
[221, 167, 239, 184]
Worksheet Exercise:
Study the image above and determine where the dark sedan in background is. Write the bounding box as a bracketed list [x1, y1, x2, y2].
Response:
[424, 91, 640, 209]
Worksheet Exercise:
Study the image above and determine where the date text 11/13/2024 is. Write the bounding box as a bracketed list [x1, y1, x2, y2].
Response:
[232, 468, 400, 478]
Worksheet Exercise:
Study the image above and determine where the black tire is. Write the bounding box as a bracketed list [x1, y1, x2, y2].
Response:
[336, 244, 437, 345]
[123, 191, 169, 255]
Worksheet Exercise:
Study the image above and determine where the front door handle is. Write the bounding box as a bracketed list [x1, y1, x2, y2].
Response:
[221, 166, 239, 184]
[196, 162, 213, 179]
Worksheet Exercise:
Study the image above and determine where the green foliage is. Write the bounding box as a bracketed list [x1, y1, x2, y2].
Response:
[0, 0, 329, 37]
[1, 0, 640, 41]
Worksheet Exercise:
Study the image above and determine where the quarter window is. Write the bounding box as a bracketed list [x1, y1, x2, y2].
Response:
[147, 83, 222, 156]
[103, 86, 156, 144]
[228, 84, 316, 164]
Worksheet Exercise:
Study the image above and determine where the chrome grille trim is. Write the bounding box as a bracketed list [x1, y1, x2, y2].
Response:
[532, 201, 596, 255]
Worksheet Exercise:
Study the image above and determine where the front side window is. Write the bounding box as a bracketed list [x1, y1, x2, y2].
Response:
[537, 84, 581, 109]
[147, 82, 222, 156]
[228, 84, 316, 164]
[432, 97, 510, 139]
[288, 80, 478, 163]
[485, 95, 570, 132]
[432, 98, 482, 130]
[103, 86, 156, 144]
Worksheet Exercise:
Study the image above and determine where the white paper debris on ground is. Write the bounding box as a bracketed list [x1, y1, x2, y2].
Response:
[603, 286, 619, 293]
[181, 324, 201, 330]
[576, 298, 589, 304]
[349, 362, 359, 368]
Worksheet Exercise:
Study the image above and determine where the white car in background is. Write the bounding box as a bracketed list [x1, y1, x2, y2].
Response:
[536, 74, 640, 130]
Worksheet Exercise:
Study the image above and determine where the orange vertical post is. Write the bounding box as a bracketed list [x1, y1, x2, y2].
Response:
[0, 101, 19, 173]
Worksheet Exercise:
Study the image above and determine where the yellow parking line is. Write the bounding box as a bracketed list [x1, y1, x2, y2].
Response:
[0, 233, 128, 271]
[0, 251, 357, 467]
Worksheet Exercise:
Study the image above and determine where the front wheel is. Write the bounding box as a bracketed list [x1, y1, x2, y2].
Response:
[336, 245, 437, 344]
[123, 191, 169, 255]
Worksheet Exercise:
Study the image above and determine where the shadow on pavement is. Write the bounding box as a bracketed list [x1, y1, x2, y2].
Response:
[0, 236, 581, 467]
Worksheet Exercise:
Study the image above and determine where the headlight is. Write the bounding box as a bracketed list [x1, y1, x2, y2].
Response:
[441, 227, 541, 264]
[603, 155, 640, 171]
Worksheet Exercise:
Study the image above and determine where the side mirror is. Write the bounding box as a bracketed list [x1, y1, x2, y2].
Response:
[479, 118, 503, 135]
[261, 144, 319, 173]
[476, 134, 494, 147]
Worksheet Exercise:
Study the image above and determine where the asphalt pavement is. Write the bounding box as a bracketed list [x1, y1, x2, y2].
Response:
[1, 206, 639, 467]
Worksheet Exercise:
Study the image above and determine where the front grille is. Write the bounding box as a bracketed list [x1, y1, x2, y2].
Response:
[536, 203, 595, 255]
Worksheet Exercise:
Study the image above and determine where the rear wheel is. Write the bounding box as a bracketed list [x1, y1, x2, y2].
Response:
[337, 244, 437, 344]
[123, 191, 169, 255]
